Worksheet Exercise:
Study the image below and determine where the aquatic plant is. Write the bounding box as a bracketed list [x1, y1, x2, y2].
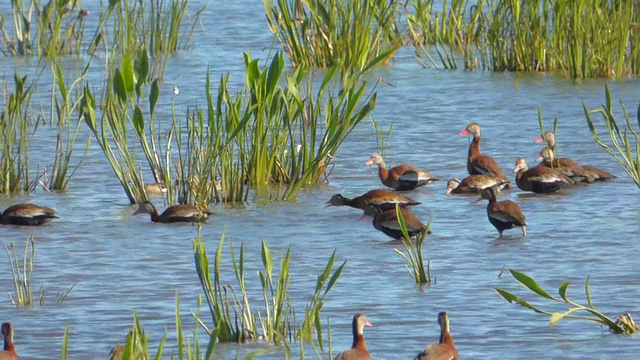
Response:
[265, 0, 402, 71]
[193, 231, 345, 349]
[0, 72, 38, 193]
[44, 61, 91, 191]
[87, 0, 205, 79]
[407, 0, 640, 78]
[0, 0, 89, 56]
[495, 269, 638, 334]
[393, 205, 432, 284]
[584, 84, 640, 188]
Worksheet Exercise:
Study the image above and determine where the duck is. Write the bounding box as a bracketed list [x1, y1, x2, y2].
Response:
[445, 175, 510, 196]
[335, 314, 372, 360]
[364, 154, 438, 191]
[459, 123, 511, 188]
[132, 201, 212, 223]
[478, 187, 527, 238]
[326, 189, 421, 216]
[414, 312, 459, 360]
[536, 147, 594, 183]
[372, 208, 430, 239]
[0, 322, 18, 360]
[513, 157, 574, 193]
[535, 130, 615, 181]
[0, 204, 58, 226]
[144, 183, 168, 196]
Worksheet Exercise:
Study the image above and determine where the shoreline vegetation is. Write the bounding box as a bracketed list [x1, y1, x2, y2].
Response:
[1, 0, 639, 359]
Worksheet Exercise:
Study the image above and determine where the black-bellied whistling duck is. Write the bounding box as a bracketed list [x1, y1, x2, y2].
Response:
[513, 157, 574, 193]
[415, 312, 459, 360]
[132, 201, 212, 223]
[459, 123, 512, 188]
[535, 130, 615, 181]
[445, 175, 510, 196]
[334, 314, 372, 360]
[326, 189, 421, 216]
[0, 204, 58, 226]
[365, 154, 438, 191]
[108, 345, 125, 360]
[0, 323, 18, 360]
[478, 187, 527, 238]
[372, 208, 430, 239]
[580, 165, 616, 181]
[536, 147, 594, 183]
[144, 182, 168, 196]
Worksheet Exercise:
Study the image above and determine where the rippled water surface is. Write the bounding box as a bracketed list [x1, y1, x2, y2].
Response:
[1, 1, 640, 359]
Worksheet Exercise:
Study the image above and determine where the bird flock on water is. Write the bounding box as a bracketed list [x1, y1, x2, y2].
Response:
[0, 125, 616, 359]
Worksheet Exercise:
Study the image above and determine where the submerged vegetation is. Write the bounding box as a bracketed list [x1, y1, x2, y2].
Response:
[495, 269, 638, 334]
[585, 84, 640, 189]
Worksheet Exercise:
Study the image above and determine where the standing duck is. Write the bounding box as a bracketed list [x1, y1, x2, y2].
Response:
[0, 204, 58, 226]
[459, 123, 511, 188]
[335, 314, 372, 360]
[132, 201, 212, 223]
[478, 187, 527, 238]
[537, 147, 594, 183]
[0, 323, 18, 360]
[445, 175, 510, 196]
[326, 189, 421, 215]
[513, 157, 574, 193]
[415, 312, 459, 360]
[364, 154, 438, 191]
[535, 131, 615, 181]
[372, 208, 430, 239]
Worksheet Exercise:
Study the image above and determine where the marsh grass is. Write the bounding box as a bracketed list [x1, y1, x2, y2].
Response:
[0, 0, 89, 56]
[0, 72, 39, 193]
[407, 0, 640, 77]
[87, 0, 205, 79]
[265, 0, 402, 71]
[584, 84, 640, 188]
[393, 205, 432, 284]
[193, 231, 345, 349]
[495, 269, 638, 334]
[4, 236, 74, 306]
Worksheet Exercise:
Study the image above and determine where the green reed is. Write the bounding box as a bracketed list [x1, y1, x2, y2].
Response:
[0, 0, 89, 56]
[407, 0, 640, 77]
[44, 61, 91, 191]
[193, 231, 344, 348]
[584, 84, 640, 188]
[495, 269, 638, 334]
[0, 72, 37, 193]
[265, 0, 402, 71]
[392, 205, 432, 284]
[5, 237, 75, 306]
[87, 0, 205, 79]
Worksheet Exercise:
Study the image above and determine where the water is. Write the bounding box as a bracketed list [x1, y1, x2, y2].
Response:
[1, 1, 640, 359]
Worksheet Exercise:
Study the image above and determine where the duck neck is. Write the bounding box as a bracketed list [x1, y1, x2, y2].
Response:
[377, 164, 389, 182]
[468, 135, 480, 157]
[439, 321, 454, 345]
[148, 206, 161, 222]
[486, 190, 497, 205]
[3, 335, 14, 352]
[352, 325, 368, 351]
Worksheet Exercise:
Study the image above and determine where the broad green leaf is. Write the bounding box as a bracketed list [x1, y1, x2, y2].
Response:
[133, 106, 144, 136]
[113, 68, 127, 102]
[550, 308, 581, 327]
[509, 269, 554, 299]
[149, 80, 159, 117]
[558, 281, 569, 301]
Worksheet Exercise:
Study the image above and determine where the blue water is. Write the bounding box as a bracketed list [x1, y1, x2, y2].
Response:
[0, 1, 639, 359]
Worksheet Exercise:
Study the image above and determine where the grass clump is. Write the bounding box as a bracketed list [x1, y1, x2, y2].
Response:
[193, 231, 345, 349]
[584, 84, 640, 188]
[4, 236, 75, 306]
[393, 205, 432, 284]
[0, 72, 37, 193]
[265, 0, 402, 71]
[495, 269, 638, 334]
[407, 0, 640, 78]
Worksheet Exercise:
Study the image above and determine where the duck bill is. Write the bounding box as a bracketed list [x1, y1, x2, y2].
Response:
[324, 200, 333, 207]
[459, 129, 469, 136]
[445, 187, 453, 196]
[365, 321, 373, 327]
[364, 158, 374, 166]
[132, 208, 144, 216]
[512, 165, 521, 174]
[534, 136, 544, 143]
[536, 155, 544, 162]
